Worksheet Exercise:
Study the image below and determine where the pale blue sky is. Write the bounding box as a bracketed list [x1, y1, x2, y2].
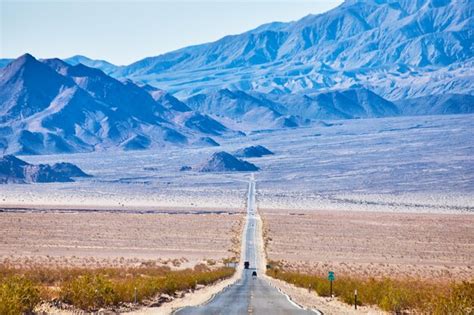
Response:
[1, 0, 342, 65]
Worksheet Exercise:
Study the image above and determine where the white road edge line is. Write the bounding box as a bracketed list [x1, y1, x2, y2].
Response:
[174, 174, 324, 315]
[171, 175, 253, 314]
[265, 280, 322, 314]
[253, 176, 323, 315]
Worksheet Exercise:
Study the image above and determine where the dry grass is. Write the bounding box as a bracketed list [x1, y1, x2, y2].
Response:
[0, 276, 40, 315]
[267, 261, 473, 314]
[0, 263, 234, 312]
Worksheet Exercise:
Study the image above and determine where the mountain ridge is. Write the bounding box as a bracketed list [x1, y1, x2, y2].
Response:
[1, 0, 473, 155]
[104, 0, 472, 100]
[0, 54, 235, 155]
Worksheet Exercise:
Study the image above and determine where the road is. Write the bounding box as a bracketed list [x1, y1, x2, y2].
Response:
[175, 175, 318, 315]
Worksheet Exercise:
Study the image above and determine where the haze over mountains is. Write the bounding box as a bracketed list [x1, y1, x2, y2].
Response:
[0, 0, 473, 155]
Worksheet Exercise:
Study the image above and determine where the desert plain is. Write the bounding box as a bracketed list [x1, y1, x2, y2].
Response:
[262, 209, 474, 281]
[0, 209, 243, 269]
[1, 114, 472, 281]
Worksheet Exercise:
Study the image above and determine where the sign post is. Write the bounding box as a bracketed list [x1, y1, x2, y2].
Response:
[328, 271, 335, 297]
[354, 289, 358, 310]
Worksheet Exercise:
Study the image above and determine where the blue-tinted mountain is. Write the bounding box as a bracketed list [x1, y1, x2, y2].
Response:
[179, 112, 229, 136]
[0, 54, 234, 155]
[0, 59, 14, 68]
[395, 94, 474, 116]
[193, 137, 220, 147]
[107, 0, 472, 106]
[183, 86, 401, 129]
[49, 162, 91, 178]
[264, 87, 400, 119]
[185, 89, 299, 130]
[0, 155, 90, 184]
[64, 55, 118, 75]
[3, 0, 473, 141]
[197, 151, 259, 172]
[140, 84, 235, 135]
[234, 145, 274, 158]
[141, 84, 192, 112]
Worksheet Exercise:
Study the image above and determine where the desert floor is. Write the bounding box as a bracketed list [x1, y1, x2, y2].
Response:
[0, 208, 243, 268]
[261, 209, 474, 281]
[0, 115, 472, 277]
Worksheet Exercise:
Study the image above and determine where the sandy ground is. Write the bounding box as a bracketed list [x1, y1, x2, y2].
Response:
[125, 197, 251, 315]
[0, 208, 243, 268]
[1, 114, 472, 217]
[261, 209, 474, 281]
[251, 204, 380, 314]
[33, 206, 250, 315]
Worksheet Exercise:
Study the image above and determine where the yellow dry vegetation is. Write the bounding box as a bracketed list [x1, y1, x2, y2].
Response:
[267, 261, 473, 314]
[0, 264, 234, 312]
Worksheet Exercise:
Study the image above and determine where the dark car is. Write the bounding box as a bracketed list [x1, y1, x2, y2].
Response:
[244, 261, 250, 269]
[252, 271, 257, 278]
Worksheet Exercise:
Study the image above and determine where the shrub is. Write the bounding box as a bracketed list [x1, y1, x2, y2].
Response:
[378, 284, 412, 313]
[427, 281, 474, 315]
[0, 276, 40, 315]
[266, 263, 473, 314]
[60, 274, 117, 311]
[0, 263, 235, 311]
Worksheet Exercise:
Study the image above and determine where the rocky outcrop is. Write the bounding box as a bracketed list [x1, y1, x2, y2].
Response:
[234, 145, 273, 158]
[0, 155, 90, 184]
[197, 152, 259, 172]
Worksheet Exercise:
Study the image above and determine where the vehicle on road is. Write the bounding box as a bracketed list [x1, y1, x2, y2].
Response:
[175, 177, 318, 315]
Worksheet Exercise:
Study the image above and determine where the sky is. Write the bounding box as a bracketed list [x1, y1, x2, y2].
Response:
[1, 0, 342, 65]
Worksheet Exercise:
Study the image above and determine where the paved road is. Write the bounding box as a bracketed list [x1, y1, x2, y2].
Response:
[175, 175, 318, 315]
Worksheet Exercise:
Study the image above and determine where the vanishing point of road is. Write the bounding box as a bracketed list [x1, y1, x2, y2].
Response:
[175, 175, 320, 315]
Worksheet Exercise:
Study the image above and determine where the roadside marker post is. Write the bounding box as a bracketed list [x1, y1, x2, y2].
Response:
[328, 271, 335, 297]
[354, 289, 358, 310]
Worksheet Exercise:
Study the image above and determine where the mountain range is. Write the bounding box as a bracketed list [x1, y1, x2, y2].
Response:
[0, 0, 472, 154]
[34, 0, 471, 100]
[0, 54, 234, 154]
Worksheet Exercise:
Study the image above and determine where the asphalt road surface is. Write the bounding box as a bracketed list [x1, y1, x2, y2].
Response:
[175, 175, 318, 315]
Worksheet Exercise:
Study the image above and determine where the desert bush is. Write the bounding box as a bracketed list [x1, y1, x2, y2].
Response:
[377, 283, 412, 313]
[426, 281, 474, 315]
[0, 276, 40, 315]
[60, 274, 117, 311]
[113, 276, 165, 303]
[267, 264, 473, 314]
[0, 263, 234, 311]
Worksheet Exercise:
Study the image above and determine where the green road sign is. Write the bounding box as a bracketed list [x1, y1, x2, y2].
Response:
[328, 271, 335, 281]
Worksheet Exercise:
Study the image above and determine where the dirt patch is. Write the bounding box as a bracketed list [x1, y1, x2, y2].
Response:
[0, 209, 243, 268]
